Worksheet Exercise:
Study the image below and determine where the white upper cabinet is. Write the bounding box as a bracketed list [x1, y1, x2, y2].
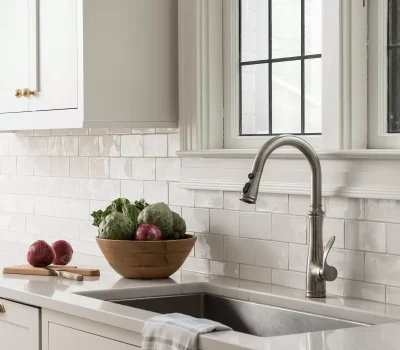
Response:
[0, 0, 178, 131]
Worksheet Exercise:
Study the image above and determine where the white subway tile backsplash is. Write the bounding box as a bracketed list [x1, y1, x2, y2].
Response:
[50, 157, 69, 177]
[99, 135, 121, 157]
[224, 237, 255, 264]
[240, 212, 271, 240]
[289, 243, 308, 272]
[366, 199, 400, 223]
[1, 156, 17, 175]
[33, 157, 51, 176]
[89, 128, 109, 136]
[182, 207, 209, 233]
[288, 195, 312, 215]
[70, 157, 88, 178]
[240, 265, 272, 284]
[330, 249, 365, 281]
[144, 181, 168, 203]
[121, 181, 144, 200]
[143, 134, 168, 157]
[89, 158, 110, 179]
[60, 136, 79, 156]
[17, 157, 34, 175]
[70, 199, 90, 220]
[365, 253, 400, 287]
[210, 209, 239, 236]
[79, 136, 99, 156]
[324, 218, 345, 248]
[169, 182, 194, 207]
[121, 135, 143, 157]
[256, 193, 288, 214]
[386, 286, 400, 306]
[272, 269, 305, 290]
[272, 214, 307, 244]
[224, 192, 255, 212]
[132, 158, 156, 180]
[387, 224, 400, 255]
[342, 280, 386, 303]
[325, 197, 364, 220]
[156, 158, 181, 181]
[209, 260, 239, 278]
[255, 240, 288, 269]
[110, 158, 132, 180]
[345, 220, 386, 253]
[168, 133, 180, 157]
[195, 234, 223, 260]
[194, 190, 223, 209]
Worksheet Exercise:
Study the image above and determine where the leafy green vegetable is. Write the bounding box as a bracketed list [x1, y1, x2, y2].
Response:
[99, 212, 136, 240]
[91, 198, 149, 227]
[172, 211, 186, 239]
[138, 202, 174, 239]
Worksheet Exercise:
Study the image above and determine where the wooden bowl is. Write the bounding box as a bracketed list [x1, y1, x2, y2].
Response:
[96, 235, 196, 279]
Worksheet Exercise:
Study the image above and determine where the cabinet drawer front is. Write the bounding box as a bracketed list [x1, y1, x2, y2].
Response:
[49, 323, 140, 350]
[0, 298, 40, 350]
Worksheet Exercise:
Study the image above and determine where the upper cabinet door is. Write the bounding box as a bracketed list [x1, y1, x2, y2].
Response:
[0, 0, 30, 114]
[28, 0, 78, 112]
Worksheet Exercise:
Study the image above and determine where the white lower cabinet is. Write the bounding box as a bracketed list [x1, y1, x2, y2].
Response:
[0, 298, 40, 350]
[43, 309, 141, 349]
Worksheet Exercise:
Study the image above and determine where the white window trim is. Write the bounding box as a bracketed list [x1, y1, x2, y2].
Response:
[177, 0, 400, 200]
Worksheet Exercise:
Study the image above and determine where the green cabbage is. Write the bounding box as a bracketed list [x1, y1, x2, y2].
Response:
[138, 203, 174, 238]
[98, 212, 136, 240]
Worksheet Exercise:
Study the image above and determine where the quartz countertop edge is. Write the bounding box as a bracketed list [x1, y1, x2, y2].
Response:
[1, 270, 400, 350]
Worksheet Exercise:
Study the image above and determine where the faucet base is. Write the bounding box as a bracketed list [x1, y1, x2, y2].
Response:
[306, 291, 327, 298]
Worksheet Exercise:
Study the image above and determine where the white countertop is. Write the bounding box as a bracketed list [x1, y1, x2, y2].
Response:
[1, 269, 400, 350]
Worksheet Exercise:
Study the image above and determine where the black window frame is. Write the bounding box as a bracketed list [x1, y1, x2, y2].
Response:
[239, 0, 322, 137]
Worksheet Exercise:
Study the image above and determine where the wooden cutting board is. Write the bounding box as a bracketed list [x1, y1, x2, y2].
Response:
[3, 265, 100, 277]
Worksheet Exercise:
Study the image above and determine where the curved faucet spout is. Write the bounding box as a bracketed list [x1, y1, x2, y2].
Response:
[240, 135, 322, 207]
[240, 135, 336, 298]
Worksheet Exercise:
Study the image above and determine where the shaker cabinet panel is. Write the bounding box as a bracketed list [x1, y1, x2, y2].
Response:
[0, 0, 30, 114]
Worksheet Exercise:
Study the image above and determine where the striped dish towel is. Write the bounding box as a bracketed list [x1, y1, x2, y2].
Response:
[141, 313, 232, 350]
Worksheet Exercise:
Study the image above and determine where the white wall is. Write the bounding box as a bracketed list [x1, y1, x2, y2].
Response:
[0, 128, 399, 306]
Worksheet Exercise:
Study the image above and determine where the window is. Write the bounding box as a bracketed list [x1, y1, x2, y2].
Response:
[239, 0, 322, 137]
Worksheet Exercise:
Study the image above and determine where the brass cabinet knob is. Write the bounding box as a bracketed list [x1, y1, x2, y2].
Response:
[15, 89, 23, 98]
[22, 88, 35, 97]
[0, 302, 5, 313]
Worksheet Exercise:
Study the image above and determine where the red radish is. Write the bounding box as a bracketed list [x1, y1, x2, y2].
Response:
[27, 240, 56, 268]
[135, 224, 162, 241]
[52, 240, 73, 265]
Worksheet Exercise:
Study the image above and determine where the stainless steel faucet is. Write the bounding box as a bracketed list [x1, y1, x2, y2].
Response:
[240, 135, 337, 298]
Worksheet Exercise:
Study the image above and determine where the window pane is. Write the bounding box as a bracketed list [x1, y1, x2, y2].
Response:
[272, 0, 301, 58]
[272, 61, 301, 133]
[305, 58, 322, 133]
[388, 49, 400, 133]
[389, 0, 400, 46]
[241, 64, 269, 134]
[241, 0, 269, 62]
[305, 0, 321, 55]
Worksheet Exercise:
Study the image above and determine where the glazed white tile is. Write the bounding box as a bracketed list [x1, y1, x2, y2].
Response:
[99, 135, 121, 157]
[209, 260, 239, 278]
[387, 224, 400, 255]
[272, 269, 305, 290]
[324, 218, 345, 249]
[182, 207, 209, 233]
[70, 240, 102, 256]
[17, 156, 34, 175]
[2, 194, 17, 212]
[51, 129, 70, 136]
[210, 209, 240, 236]
[223, 192, 255, 212]
[255, 240, 289, 269]
[120, 181, 144, 200]
[256, 193, 288, 214]
[69, 128, 89, 136]
[345, 221, 386, 253]
[110, 158, 132, 180]
[34, 130, 51, 137]
[50, 197, 70, 218]
[342, 280, 386, 303]
[156, 158, 181, 181]
[42, 177, 61, 197]
[194, 190, 223, 209]
[224, 237, 255, 265]
[387, 286, 400, 306]
[132, 128, 155, 134]
[168, 133, 180, 157]
[240, 265, 272, 284]
[156, 128, 179, 134]
[365, 253, 400, 287]
[79, 136, 99, 156]
[169, 182, 194, 207]
[272, 214, 307, 244]
[121, 135, 143, 157]
[89, 128, 110, 136]
[182, 257, 210, 274]
[325, 197, 365, 220]
[89, 158, 110, 179]
[70, 157, 88, 178]
[143, 181, 168, 203]
[143, 134, 168, 157]
[288, 194, 313, 215]
[132, 158, 156, 180]
[195, 234, 224, 260]
[109, 128, 131, 135]
[288, 243, 308, 272]
[50, 157, 69, 177]
[330, 249, 365, 281]
[366, 199, 400, 223]
[9, 213, 25, 232]
[17, 195, 34, 214]
[1, 156, 16, 175]
[33, 157, 51, 176]
[60, 136, 79, 156]
[240, 211, 271, 240]
[169, 205, 182, 216]
[70, 199, 90, 220]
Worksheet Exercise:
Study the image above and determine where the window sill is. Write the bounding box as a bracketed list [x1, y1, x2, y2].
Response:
[178, 148, 400, 200]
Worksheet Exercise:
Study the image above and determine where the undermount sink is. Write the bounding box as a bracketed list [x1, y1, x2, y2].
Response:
[110, 293, 366, 337]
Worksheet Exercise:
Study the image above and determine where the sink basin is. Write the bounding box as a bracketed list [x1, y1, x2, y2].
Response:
[110, 293, 366, 337]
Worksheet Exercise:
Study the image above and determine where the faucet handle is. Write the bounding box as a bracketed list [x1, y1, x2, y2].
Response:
[319, 236, 338, 282]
